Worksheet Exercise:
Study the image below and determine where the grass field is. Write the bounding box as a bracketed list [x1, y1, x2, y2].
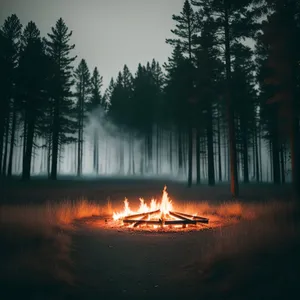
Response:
[0, 178, 299, 299]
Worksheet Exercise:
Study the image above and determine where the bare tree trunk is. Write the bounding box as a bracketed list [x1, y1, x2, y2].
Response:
[47, 133, 51, 178]
[7, 102, 17, 177]
[224, 4, 239, 197]
[196, 129, 201, 184]
[254, 124, 260, 182]
[0, 115, 4, 174]
[50, 99, 60, 180]
[93, 129, 98, 174]
[147, 128, 153, 173]
[105, 137, 108, 174]
[187, 126, 193, 187]
[77, 126, 81, 176]
[280, 143, 285, 184]
[140, 141, 144, 175]
[132, 137, 135, 175]
[258, 125, 263, 181]
[217, 106, 222, 182]
[207, 105, 215, 186]
[170, 129, 173, 174]
[178, 127, 183, 176]
[269, 106, 280, 185]
[156, 125, 159, 174]
[241, 120, 249, 183]
[224, 129, 228, 181]
[269, 140, 273, 182]
[22, 117, 35, 180]
[2, 115, 10, 176]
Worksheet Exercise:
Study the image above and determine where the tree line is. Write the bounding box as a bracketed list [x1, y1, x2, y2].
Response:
[0, 0, 299, 197]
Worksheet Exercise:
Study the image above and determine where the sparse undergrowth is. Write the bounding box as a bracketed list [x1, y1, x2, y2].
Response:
[0, 186, 298, 299]
[0, 196, 293, 229]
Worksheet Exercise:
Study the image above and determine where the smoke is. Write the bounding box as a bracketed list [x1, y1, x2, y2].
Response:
[7, 104, 292, 183]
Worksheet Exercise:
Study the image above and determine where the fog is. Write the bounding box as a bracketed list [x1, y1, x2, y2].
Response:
[8, 107, 292, 184]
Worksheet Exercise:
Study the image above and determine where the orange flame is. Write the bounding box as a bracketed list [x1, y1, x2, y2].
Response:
[113, 186, 172, 221]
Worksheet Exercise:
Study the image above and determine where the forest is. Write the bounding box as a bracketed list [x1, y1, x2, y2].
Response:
[1, 0, 299, 197]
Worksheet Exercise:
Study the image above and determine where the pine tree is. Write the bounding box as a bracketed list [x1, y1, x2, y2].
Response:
[166, 0, 198, 186]
[258, 1, 300, 191]
[0, 29, 10, 175]
[191, 0, 263, 196]
[193, 17, 224, 186]
[103, 78, 115, 112]
[0, 14, 22, 176]
[74, 58, 91, 176]
[231, 43, 257, 184]
[17, 21, 49, 180]
[89, 67, 103, 174]
[164, 45, 190, 176]
[45, 18, 77, 180]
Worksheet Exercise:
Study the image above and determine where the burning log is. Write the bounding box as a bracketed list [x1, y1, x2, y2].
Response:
[123, 219, 162, 225]
[133, 214, 150, 228]
[173, 211, 209, 223]
[169, 211, 192, 221]
[164, 219, 197, 225]
[124, 209, 160, 220]
[113, 186, 210, 229]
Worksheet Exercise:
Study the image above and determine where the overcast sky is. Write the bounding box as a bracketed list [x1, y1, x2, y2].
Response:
[0, 0, 184, 90]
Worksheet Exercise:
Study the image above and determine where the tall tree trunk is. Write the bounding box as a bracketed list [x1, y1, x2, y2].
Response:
[50, 100, 59, 180]
[207, 105, 215, 186]
[23, 118, 27, 164]
[178, 127, 183, 175]
[156, 125, 159, 174]
[22, 118, 35, 180]
[224, 4, 239, 197]
[47, 133, 51, 178]
[105, 137, 108, 174]
[140, 142, 144, 175]
[7, 102, 17, 177]
[224, 129, 228, 181]
[187, 126, 193, 187]
[183, 131, 187, 176]
[170, 130, 173, 174]
[196, 129, 201, 184]
[118, 133, 124, 175]
[272, 132, 280, 185]
[2, 115, 10, 176]
[269, 140, 273, 182]
[77, 126, 81, 176]
[93, 129, 98, 174]
[147, 128, 153, 173]
[132, 136, 135, 175]
[80, 129, 83, 175]
[254, 124, 260, 182]
[217, 106, 222, 182]
[0, 117, 4, 174]
[280, 143, 285, 184]
[128, 134, 132, 175]
[241, 121, 249, 183]
[258, 125, 263, 181]
[271, 107, 280, 184]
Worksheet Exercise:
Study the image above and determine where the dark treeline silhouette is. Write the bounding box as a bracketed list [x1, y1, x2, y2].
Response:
[0, 0, 299, 197]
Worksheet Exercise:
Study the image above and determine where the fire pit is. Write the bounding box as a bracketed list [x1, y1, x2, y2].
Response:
[113, 186, 209, 229]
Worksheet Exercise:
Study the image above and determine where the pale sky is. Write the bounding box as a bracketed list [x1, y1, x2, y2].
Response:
[0, 0, 184, 90]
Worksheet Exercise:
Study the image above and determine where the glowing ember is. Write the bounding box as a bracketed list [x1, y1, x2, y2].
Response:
[112, 186, 209, 229]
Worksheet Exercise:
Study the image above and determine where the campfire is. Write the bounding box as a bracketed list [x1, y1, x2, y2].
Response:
[113, 186, 209, 229]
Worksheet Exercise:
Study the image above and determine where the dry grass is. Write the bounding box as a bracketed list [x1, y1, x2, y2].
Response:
[0, 198, 113, 229]
[186, 200, 298, 275]
[1, 197, 291, 230]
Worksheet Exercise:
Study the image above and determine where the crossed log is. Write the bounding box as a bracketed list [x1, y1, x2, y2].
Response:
[121, 210, 209, 228]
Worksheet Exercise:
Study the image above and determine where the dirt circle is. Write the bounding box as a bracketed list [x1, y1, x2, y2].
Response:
[74, 215, 229, 234]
